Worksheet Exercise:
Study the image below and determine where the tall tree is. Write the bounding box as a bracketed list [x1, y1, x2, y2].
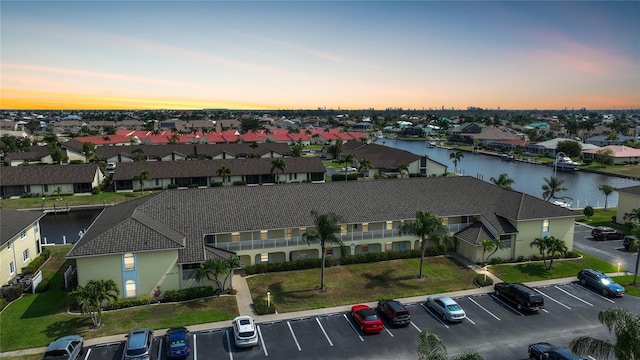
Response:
[271, 158, 287, 184]
[133, 170, 151, 191]
[449, 151, 464, 174]
[341, 154, 355, 179]
[398, 162, 409, 178]
[399, 211, 449, 278]
[217, 165, 231, 186]
[303, 210, 345, 291]
[530, 236, 551, 269]
[489, 173, 515, 190]
[629, 224, 640, 286]
[70, 279, 119, 328]
[329, 139, 343, 160]
[82, 142, 96, 162]
[358, 158, 373, 177]
[570, 307, 640, 360]
[545, 237, 568, 270]
[598, 184, 614, 211]
[542, 176, 567, 201]
[195, 258, 227, 290]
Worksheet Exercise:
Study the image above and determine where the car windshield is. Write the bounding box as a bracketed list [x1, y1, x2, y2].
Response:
[446, 304, 462, 311]
[170, 339, 186, 347]
[601, 277, 614, 285]
[44, 350, 68, 358]
[363, 314, 379, 321]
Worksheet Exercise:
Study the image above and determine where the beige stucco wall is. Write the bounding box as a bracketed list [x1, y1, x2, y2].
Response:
[66, 151, 86, 163]
[616, 191, 640, 225]
[514, 217, 576, 258]
[0, 221, 41, 286]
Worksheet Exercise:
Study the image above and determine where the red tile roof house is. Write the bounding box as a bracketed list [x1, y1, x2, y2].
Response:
[582, 145, 640, 165]
[0, 164, 104, 198]
[66, 176, 579, 299]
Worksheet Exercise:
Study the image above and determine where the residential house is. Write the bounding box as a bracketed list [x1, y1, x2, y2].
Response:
[585, 134, 635, 147]
[522, 138, 599, 157]
[615, 185, 640, 225]
[1, 209, 45, 286]
[111, 157, 326, 191]
[0, 164, 104, 198]
[582, 145, 640, 165]
[66, 176, 579, 299]
[4, 144, 87, 166]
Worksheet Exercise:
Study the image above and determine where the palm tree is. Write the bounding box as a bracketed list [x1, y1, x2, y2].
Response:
[341, 154, 355, 179]
[545, 236, 568, 270]
[570, 307, 640, 360]
[483, 238, 505, 264]
[221, 256, 242, 291]
[70, 279, 119, 328]
[329, 139, 343, 160]
[480, 239, 495, 264]
[625, 208, 640, 223]
[629, 224, 640, 286]
[358, 158, 373, 177]
[132, 170, 151, 191]
[271, 158, 286, 184]
[530, 236, 551, 269]
[195, 258, 226, 290]
[399, 211, 449, 278]
[449, 151, 464, 174]
[489, 173, 515, 190]
[598, 184, 614, 211]
[217, 165, 231, 186]
[417, 330, 484, 360]
[303, 210, 345, 291]
[541, 176, 567, 201]
[398, 162, 409, 178]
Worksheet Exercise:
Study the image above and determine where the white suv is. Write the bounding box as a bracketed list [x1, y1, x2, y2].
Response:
[232, 316, 258, 348]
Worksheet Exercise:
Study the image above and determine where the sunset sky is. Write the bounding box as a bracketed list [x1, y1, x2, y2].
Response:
[2, 1, 639, 111]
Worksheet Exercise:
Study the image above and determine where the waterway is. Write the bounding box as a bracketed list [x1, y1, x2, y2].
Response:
[40, 208, 102, 245]
[382, 139, 640, 209]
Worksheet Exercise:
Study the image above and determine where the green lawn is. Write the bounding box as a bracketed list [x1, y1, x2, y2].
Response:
[246, 256, 477, 313]
[0, 245, 238, 352]
[611, 275, 640, 297]
[0, 191, 158, 210]
[488, 250, 619, 283]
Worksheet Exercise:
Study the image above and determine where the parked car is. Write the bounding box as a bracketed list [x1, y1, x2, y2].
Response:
[123, 328, 154, 360]
[577, 268, 625, 297]
[425, 295, 466, 322]
[106, 163, 117, 171]
[376, 300, 411, 327]
[342, 166, 357, 172]
[623, 235, 637, 250]
[232, 316, 259, 348]
[591, 226, 624, 241]
[528, 342, 587, 360]
[494, 282, 544, 311]
[42, 335, 84, 360]
[164, 327, 190, 359]
[351, 304, 384, 334]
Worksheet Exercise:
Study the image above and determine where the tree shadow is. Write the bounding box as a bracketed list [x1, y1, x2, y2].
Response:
[43, 317, 94, 340]
[361, 270, 419, 290]
[512, 263, 552, 278]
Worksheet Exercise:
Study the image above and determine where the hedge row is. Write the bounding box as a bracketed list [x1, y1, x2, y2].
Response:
[254, 296, 276, 315]
[163, 286, 215, 302]
[22, 248, 50, 275]
[244, 246, 447, 275]
[105, 295, 151, 310]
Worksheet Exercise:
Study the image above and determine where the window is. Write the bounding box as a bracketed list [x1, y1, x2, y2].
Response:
[260, 253, 269, 263]
[232, 232, 240, 242]
[22, 249, 29, 263]
[299, 227, 306, 236]
[362, 223, 369, 232]
[124, 253, 135, 270]
[340, 224, 347, 235]
[386, 242, 393, 251]
[361, 245, 369, 253]
[441, 217, 448, 226]
[20, 230, 27, 239]
[125, 280, 137, 297]
[9, 261, 15, 275]
[7, 241, 11, 251]
[34, 222, 39, 233]
[299, 250, 307, 259]
[386, 221, 393, 230]
[260, 230, 268, 240]
[284, 228, 292, 239]
[325, 248, 333, 257]
[502, 239, 512, 248]
[44, 184, 49, 192]
[542, 219, 549, 232]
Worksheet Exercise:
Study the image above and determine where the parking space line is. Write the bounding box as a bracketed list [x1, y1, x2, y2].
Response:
[488, 294, 525, 317]
[83, 348, 91, 360]
[315, 317, 334, 346]
[225, 330, 233, 360]
[384, 326, 394, 337]
[541, 308, 549, 313]
[287, 321, 302, 351]
[465, 316, 476, 325]
[343, 313, 365, 342]
[555, 285, 593, 306]
[158, 338, 164, 360]
[410, 321, 421, 332]
[420, 303, 449, 329]
[535, 289, 571, 309]
[467, 297, 500, 321]
[257, 325, 269, 356]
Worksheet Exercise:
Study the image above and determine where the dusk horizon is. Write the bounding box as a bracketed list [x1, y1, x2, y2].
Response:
[2, 1, 639, 111]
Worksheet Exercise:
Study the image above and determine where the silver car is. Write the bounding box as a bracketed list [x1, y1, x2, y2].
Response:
[42, 335, 84, 360]
[426, 295, 466, 322]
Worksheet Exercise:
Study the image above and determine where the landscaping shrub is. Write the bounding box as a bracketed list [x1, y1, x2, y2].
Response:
[210, 182, 223, 187]
[167, 184, 179, 189]
[474, 274, 493, 287]
[22, 248, 50, 275]
[0, 298, 6, 311]
[163, 286, 214, 302]
[187, 184, 199, 188]
[0, 284, 24, 302]
[331, 173, 358, 181]
[489, 257, 503, 265]
[69, 160, 84, 164]
[92, 186, 101, 194]
[35, 276, 50, 293]
[105, 295, 151, 310]
[254, 296, 276, 315]
[232, 181, 247, 186]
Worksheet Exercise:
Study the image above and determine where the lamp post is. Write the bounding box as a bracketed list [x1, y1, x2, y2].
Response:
[618, 262, 621, 273]
[267, 291, 271, 308]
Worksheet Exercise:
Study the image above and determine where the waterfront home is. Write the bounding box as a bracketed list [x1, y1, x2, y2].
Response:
[0, 164, 104, 198]
[66, 176, 578, 299]
[582, 145, 640, 165]
[0, 209, 45, 287]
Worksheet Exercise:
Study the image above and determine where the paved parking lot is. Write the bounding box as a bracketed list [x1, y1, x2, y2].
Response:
[84, 280, 640, 360]
[574, 223, 638, 273]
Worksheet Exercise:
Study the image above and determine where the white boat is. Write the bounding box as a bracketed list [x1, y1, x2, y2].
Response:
[552, 200, 572, 209]
[554, 153, 580, 170]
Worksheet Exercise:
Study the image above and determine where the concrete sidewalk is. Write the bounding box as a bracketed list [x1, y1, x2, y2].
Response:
[0, 255, 613, 359]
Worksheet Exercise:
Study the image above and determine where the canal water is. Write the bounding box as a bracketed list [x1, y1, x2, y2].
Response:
[382, 139, 640, 209]
[39, 208, 102, 245]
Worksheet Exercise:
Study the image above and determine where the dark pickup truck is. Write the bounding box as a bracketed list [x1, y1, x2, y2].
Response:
[494, 282, 544, 312]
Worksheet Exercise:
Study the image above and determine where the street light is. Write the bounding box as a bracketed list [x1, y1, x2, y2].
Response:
[267, 291, 271, 308]
[618, 262, 621, 273]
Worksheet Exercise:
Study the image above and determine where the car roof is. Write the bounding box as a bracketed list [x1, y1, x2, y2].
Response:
[46, 335, 82, 351]
[233, 316, 255, 330]
[127, 328, 152, 349]
[432, 296, 457, 305]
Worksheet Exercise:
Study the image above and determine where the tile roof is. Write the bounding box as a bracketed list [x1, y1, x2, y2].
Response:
[0, 164, 101, 186]
[67, 176, 578, 263]
[0, 209, 45, 246]
[95, 143, 291, 161]
[342, 142, 444, 170]
[111, 157, 326, 181]
[454, 222, 495, 246]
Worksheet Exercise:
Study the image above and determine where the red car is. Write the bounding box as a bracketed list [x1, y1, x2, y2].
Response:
[351, 304, 384, 334]
[591, 226, 624, 241]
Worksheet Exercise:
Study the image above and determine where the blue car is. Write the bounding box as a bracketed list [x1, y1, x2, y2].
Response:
[577, 269, 625, 297]
[165, 327, 190, 359]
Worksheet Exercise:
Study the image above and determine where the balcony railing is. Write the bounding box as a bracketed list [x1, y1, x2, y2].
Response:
[212, 222, 470, 252]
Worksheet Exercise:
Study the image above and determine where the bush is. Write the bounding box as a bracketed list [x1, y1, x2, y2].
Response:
[35, 276, 50, 293]
[187, 184, 199, 188]
[331, 173, 358, 181]
[489, 257, 503, 265]
[22, 248, 50, 275]
[474, 273, 493, 287]
[0, 284, 24, 302]
[92, 186, 101, 194]
[0, 298, 6, 311]
[105, 296, 151, 310]
[20, 193, 35, 198]
[232, 181, 247, 186]
[254, 296, 276, 315]
[163, 286, 214, 302]
[167, 184, 179, 189]
[69, 160, 84, 164]
[210, 182, 223, 187]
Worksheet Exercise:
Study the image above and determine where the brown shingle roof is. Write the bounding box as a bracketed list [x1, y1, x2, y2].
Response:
[0, 164, 100, 186]
[95, 143, 291, 160]
[0, 209, 45, 246]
